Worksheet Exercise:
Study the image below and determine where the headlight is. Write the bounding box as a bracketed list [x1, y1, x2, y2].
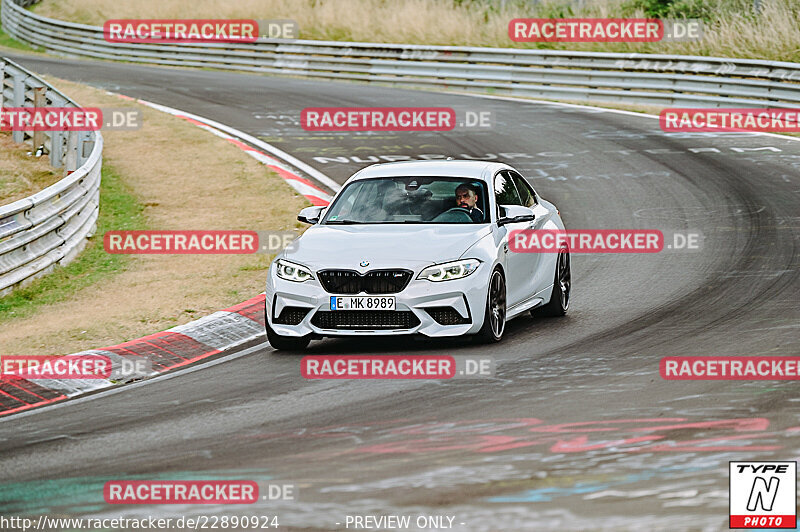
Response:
[418, 259, 480, 282]
[275, 259, 314, 282]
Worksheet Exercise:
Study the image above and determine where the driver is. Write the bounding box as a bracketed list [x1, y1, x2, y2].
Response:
[454, 183, 484, 222]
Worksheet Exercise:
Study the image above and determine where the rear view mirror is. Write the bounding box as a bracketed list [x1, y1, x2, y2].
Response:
[298, 206, 325, 224]
[497, 205, 535, 226]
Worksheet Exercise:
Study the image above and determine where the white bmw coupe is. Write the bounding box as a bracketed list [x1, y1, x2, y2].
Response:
[265, 160, 570, 350]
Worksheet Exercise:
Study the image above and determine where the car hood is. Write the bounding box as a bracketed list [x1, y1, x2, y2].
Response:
[283, 224, 491, 270]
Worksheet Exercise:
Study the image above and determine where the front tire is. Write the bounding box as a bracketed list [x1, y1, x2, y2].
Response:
[265, 311, 311, 351]
[532, 246, 570, 317]
[477, 268, 507, 343]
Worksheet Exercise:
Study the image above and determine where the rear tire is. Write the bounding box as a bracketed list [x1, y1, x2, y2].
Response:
[532, 246, 570, 317]
[477, 268, 507, 343]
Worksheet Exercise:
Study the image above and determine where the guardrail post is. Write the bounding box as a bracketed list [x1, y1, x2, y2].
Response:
[78, 131, 93, 166]
[48, 92, 66, 167]
[49, 130, 63, 167]
[11, 71, 25, 144]
[0, 61, 5, 106]
[64, 130, 78, 174]
[32, 85, 45, 155]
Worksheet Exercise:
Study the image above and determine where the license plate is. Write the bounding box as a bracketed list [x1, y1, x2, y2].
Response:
[330, 296, 395, 310]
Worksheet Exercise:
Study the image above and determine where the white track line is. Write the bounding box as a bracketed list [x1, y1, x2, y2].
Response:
[135, 99, 342, 192]
[451, 90, 800, 144]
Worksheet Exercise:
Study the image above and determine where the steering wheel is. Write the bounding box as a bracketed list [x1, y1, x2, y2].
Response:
[432, 207, 473, 223]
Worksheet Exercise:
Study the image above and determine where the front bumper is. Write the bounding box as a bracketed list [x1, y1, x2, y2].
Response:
[265, 265, 490, 337]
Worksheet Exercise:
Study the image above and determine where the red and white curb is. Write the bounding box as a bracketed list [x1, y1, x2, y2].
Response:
[0, 294, 268, 417]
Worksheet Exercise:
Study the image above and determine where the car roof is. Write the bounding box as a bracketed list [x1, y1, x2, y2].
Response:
[348, 160, 513, 183]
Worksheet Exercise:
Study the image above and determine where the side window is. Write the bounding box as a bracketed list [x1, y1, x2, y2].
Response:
[509, 171, 537, 208]
[494, 171, 523, 209]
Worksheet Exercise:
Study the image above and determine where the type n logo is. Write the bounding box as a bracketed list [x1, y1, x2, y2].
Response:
[747, 476, 780, 511]
[730, 461, 796, 529]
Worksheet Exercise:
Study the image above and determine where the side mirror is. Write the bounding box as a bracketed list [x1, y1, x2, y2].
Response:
[497, 205, 535, 226]
[298, 206, 325, 224]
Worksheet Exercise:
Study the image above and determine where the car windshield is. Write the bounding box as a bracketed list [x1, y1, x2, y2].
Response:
[322, 177, 489, 224]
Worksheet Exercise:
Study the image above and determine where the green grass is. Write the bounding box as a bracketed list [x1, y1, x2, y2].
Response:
[0, 26, 34, 52]
[0, 5, 39, 52]
[0, 163, 146, 320]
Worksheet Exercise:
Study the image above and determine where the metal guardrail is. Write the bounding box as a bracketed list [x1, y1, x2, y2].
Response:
[4, 0, 800, 108]
[0, 57, 102, 295]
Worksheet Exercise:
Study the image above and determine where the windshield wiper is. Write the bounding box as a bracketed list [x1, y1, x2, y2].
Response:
[325, 219, 365, 225]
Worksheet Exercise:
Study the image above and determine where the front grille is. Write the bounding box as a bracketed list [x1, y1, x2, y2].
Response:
[425, 307, 471, 325]
[311, 310, 420, 330]
[317, 269, 413, 294]
[274, 306, 311, 325]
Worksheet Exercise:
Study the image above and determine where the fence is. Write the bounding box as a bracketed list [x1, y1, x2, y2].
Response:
[3, 0, 800, 108]
[0, 56, 102, 295]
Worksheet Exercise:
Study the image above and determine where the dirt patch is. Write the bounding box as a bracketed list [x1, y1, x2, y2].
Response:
[0, 76, 309, 356]
[0, 131, 61, 204]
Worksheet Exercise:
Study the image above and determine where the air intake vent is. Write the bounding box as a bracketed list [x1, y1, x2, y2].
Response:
[425, 307, 471, 325]
[274, 306, 311, 325]
[311, 310, 420, 330]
